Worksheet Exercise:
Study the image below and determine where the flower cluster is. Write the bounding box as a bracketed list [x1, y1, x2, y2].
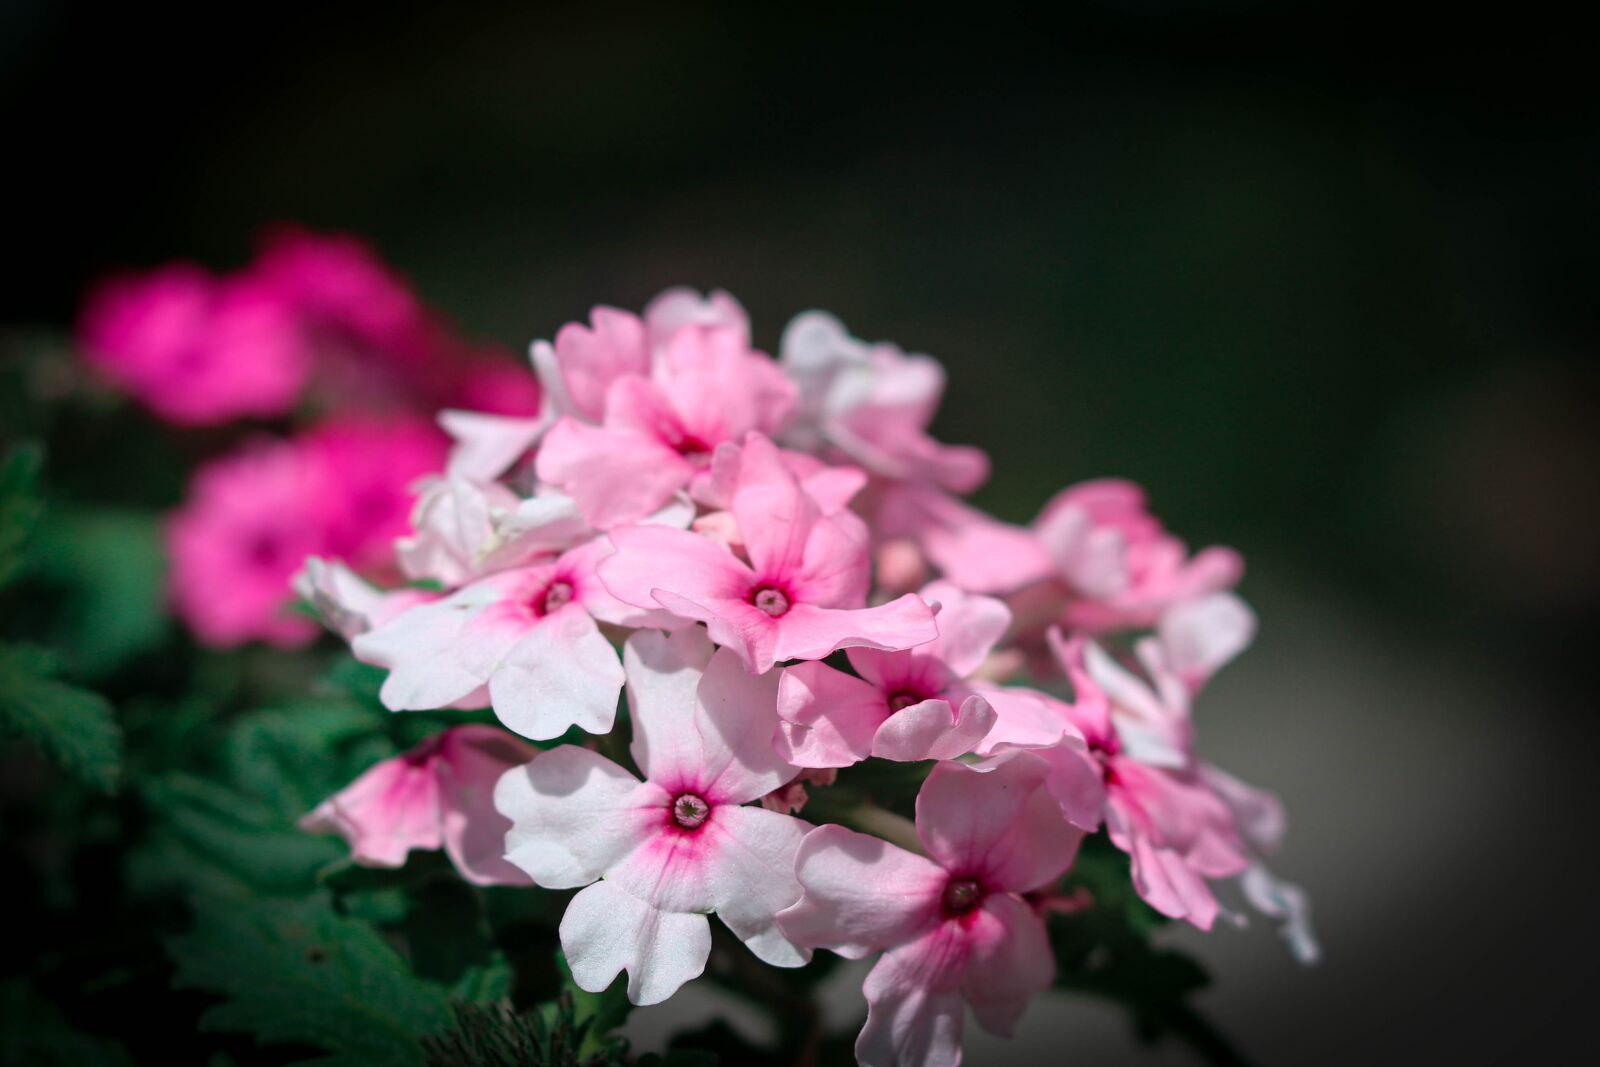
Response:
[78, 228, 541, 647]
[299, 290, 1316, 1067]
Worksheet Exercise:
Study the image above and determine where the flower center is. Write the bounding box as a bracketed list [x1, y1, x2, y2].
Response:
[540, 580, 574, 615]
[673, 433, 714, 460]
[671, 793, 710, 830]
[886, 690, 922, 713]
[751, 586, 790, 617]
[943, 878, 983, 915]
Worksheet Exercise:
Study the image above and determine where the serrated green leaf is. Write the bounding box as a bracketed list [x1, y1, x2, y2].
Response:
[0, 442, 44, 591]
[169, 893, 453, 1067]
[0, 642, 121, 792]
[136, 703, 396, 897]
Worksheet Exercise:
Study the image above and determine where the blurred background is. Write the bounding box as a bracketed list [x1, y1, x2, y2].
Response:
[4, 2, 1596, 1063]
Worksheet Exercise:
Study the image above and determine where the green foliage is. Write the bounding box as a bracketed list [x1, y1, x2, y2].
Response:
[134, 701, 392, 897]
[0, 442, 44, 590]
[32, 507, 168, 676]
[0, 644, 122, 792]
[170, 892, 455, 1067]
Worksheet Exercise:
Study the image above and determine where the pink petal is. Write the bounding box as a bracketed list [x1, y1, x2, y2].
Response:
[915, 753, 1081, 893]
[496, 745, 665, 888]
[777, 824, 945, 959]
[700, 804, 811, 967]
[436, 725, 538, 886]
[769, 596, 938, 665]
[870, 694, 997, 763]
[856, 926, 969, 1067]
[598, 523, 751, 613]
[1158, 592, 1257, 693]
[643, 287, 750, 347]
[624, 631, 796, 804]
[731, 432, 824, 583]
[876, 483, 1056, 595]
[299, 755, 444, 868]
[540, 305, 651, 422]
[1201, 762, 1286, 853]
[774, 661, 887, 768]
[959, 893, 1055, 1037]
[487, 606, 624, 740]
[560, 880, 712, 1006]
[916, 581, 1012, 680]
[969, 683, 1081, 751]
[353, 575, 529, 711]
[536, 417, 696, 529]
[438, 409, 545, 482]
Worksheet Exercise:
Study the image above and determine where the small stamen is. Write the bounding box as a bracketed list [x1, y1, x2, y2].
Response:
[943, 878, 983, 915]
[541, 580, 574, 614]
[672, 793, 710, 830]
[752, 586, 790, 617]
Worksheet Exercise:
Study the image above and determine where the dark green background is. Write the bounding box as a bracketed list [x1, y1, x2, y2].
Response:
[5, 3, 1595, 1063]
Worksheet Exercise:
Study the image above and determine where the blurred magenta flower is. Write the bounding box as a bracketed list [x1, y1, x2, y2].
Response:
[166, 416, 445, 648]
[78, 263, 309, 425]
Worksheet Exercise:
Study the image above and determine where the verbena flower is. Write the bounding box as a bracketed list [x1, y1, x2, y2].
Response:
[291, 287, 1316, 1067]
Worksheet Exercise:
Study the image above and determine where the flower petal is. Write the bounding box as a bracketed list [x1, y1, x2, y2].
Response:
[488, 607, 624, 740]
[495, 745, 664, 889]
[777, 824, 944, 959]
[915, 753, 1081, 892]
[774, 661, 887, 768]
[560, 880, 712, 1006]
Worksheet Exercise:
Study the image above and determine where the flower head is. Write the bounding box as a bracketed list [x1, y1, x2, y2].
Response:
[495, 629, 811, 1004]
[778, 753, 1081, 1067]
[300, 724, 536, 885]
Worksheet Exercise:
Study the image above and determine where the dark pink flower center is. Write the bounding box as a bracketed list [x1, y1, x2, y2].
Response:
[751, 586, 790, 617]
[942, 878, 984, 916]
[673, 433, 714, 460]
[540, 580, 574, 615]
[886, 690, 922, 713]
[671, 793, 710, 830]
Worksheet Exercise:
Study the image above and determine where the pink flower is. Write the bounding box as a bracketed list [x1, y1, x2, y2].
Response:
[1028, 634, 1252, 929]
[1200, 763, 1320, 964]
[779, 312, 988, 493]
[300, 417, 449, 577]
[300, 724, 536, 886]
[453, 357, 545, 417]
[537, 326, 796, 528]
[253, 225, 437, 369]
[877, 480, 1244, 636]
[598, 434, 939, 675]
[352, 537, 664, 740]
[777, 753, 1082, 1067]
[78, 263, 308, 425]
[1038, 480, 1245, 632]
[774, 581, 1012, 766]
[167, 438, 334, 648]
[494, 629, 811, 1004]
[167, 417, 447, 648]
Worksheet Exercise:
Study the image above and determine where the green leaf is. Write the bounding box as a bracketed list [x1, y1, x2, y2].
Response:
[553, 954, 630, 1059]
[135, 702, 394, 897]
[31, 508, 167, 676]
[0, 642, 121, 792]
[169, 893, 453, 1067]
[0, 442, 44, 591]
